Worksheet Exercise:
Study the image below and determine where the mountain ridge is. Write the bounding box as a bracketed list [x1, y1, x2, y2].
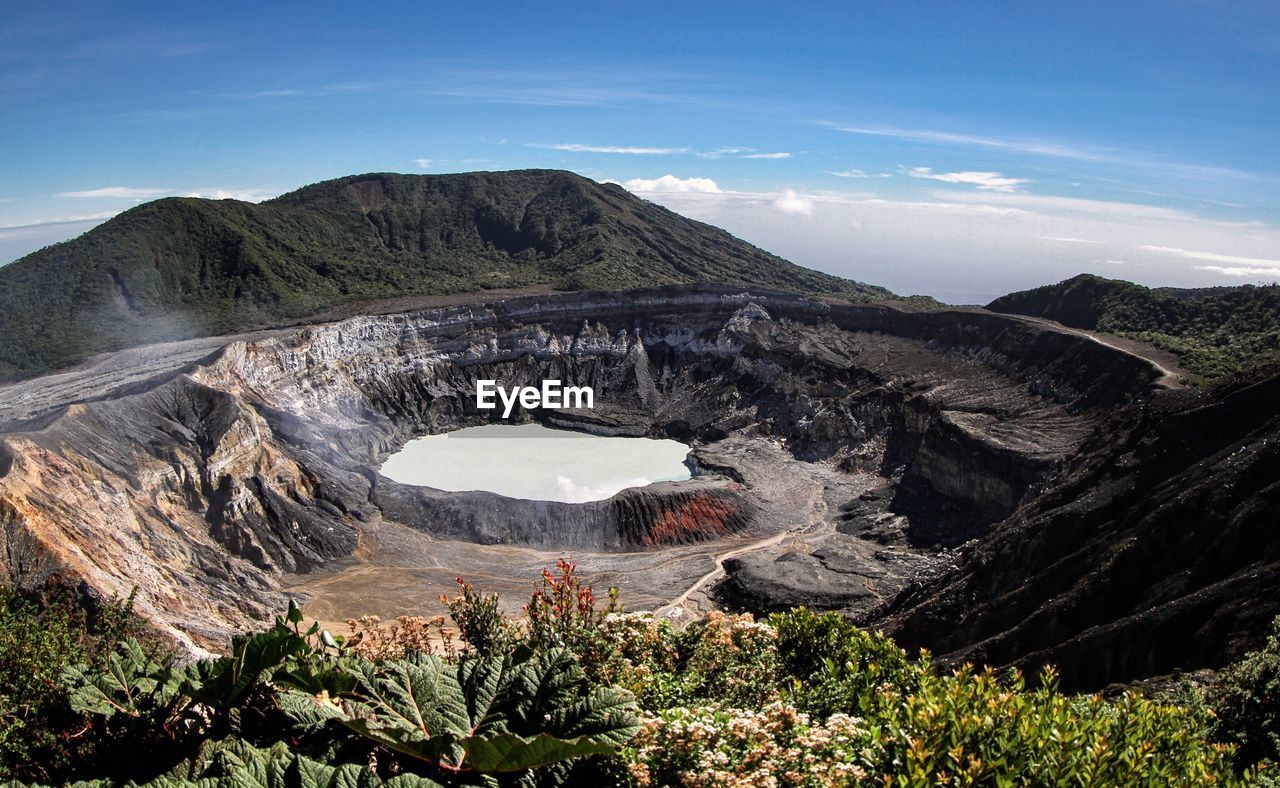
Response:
[0, 170, 892, 382]
[987, 273, 1280, 379]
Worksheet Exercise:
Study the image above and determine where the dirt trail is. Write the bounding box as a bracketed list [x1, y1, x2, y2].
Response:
[999, 312, 1192, 388]
[654, 530, 797, 617]
[651, 437, 869, 619]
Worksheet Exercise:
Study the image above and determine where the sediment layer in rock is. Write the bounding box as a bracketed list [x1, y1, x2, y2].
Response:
[0, 284, 1164, 658]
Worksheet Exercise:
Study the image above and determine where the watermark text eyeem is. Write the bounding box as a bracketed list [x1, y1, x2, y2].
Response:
[475, 380, 594, 418]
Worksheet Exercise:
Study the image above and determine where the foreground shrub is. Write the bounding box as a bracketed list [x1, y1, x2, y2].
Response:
[867, 665, 1238, 786]
[594, 611, 780, 711]
[524, 558, 619, 652]
[626, 703, 869, 787]
[140, 738, 445, 787]
[346, 614, 457, 662]
[4, 563, 1261, 785]
[1209, 615, 1280, 770]
[281, 646, 638, 778]
[770, 608, 918, 720]
[52, 595, 640, 785]
[625, 665, 1241, 786]
[442, 577, 518, 658]
[0, 585, 154, 782]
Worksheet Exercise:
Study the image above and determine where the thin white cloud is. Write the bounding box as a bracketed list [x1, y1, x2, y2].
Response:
[817, 121, 1105, 162]
[624, 185, 1280, 301]
[772, 189, 814, 215]
[1043, 236, 1103, 244]
[943, 191, 1200, 221]
[414, 158, 432, 168]
[222, 88, 309, 98]
[623, 175, 722, 194]
[829, 169, 892, 179]
[696, 147, 750, 159]
[527, 143, 688, 155]
[0, 212, 120, 232]
[58, 186, 275, 203]
[183, 189, 276, 202]
[0, 215, 113, 249]
[0, 213, 121, 265]
[1139, 245, 1280, 267]
[1196, 265, 1280, 278]
[697, 147, 791, 160]
[816, 121, 1263, 182]
[59, 186, 173, 199]
[533, 144, 790, 160]
[907, 167, 1029, 193]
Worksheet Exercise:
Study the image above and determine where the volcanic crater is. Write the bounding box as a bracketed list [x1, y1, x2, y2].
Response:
[0, 283, 1163, 656]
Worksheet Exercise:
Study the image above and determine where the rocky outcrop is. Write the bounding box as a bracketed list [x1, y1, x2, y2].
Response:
[0, 284, 1162, 653]
[375, 478, 753, 550]
[875, 372, 1280, 690]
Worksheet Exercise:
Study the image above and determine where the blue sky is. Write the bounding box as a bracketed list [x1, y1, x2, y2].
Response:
[1, 1, 1277, 302]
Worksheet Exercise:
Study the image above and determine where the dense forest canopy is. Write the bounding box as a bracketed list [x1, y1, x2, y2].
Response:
[988, 273, 1280, 379]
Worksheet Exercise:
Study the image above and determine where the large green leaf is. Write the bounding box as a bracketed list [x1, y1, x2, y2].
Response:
[185, 623, 309, 711]
[456, 651, 506, 737]
[144, 739, 443, 787]
[552, 687, 641, 748]
[60, 637, 181, 719]
[350, 653, 473, 742]
[456, 730, 626, 773]
[279, 649, 639, 776]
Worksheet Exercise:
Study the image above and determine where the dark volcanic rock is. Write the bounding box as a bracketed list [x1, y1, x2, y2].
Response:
[719, 539, 928, 614]
[374, 479, 754, 550]
[875, 373, 1280, 690]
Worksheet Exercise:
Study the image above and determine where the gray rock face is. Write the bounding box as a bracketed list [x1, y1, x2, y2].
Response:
[374, 479, 754, 551]
[0, 284, 1159, 653]
[877, 373, 1280, 690]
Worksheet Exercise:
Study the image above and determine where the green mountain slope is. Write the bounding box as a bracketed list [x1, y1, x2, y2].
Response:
[987, 273, 1280, 379]
[0, 170, 891, 382]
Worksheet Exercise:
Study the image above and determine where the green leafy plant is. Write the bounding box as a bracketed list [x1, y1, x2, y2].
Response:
[770, 608, 918, 720]
[624, 662, 1243, 786]
[1208, 614, 1280, 770]
[149, 738, 444, 787]
[441, 578, 517, 659]
[9, 563, 1265, 785]
[279, 647, 639, 777]
[184, 603, 315, 716]
[0, 584, 157, 782]
[885, 665, 1242, 785]
[523, 558, 619, 654]
[61, 637, 181, 719]
[594, 611, 779, 711]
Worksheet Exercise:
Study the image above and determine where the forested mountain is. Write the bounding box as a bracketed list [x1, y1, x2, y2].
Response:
[0, 170, 890, 381]
[988, 273, 1280, 379]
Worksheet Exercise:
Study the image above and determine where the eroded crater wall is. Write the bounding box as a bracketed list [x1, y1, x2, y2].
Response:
[0, 285, 1156, 650]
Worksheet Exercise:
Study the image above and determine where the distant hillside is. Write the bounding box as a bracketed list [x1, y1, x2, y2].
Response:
[988, 273, 1280, 379]
[0, 170, 891, 382]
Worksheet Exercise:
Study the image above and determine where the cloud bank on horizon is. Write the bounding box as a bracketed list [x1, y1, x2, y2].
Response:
[1, 1, 1276, 303]
[620, 175, 1280, 303]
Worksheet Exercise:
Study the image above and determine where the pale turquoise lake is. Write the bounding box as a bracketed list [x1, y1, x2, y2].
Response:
[379, 422, 692, 503]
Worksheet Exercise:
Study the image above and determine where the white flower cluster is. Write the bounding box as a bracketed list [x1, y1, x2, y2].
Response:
[627, 702, 872, 787]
